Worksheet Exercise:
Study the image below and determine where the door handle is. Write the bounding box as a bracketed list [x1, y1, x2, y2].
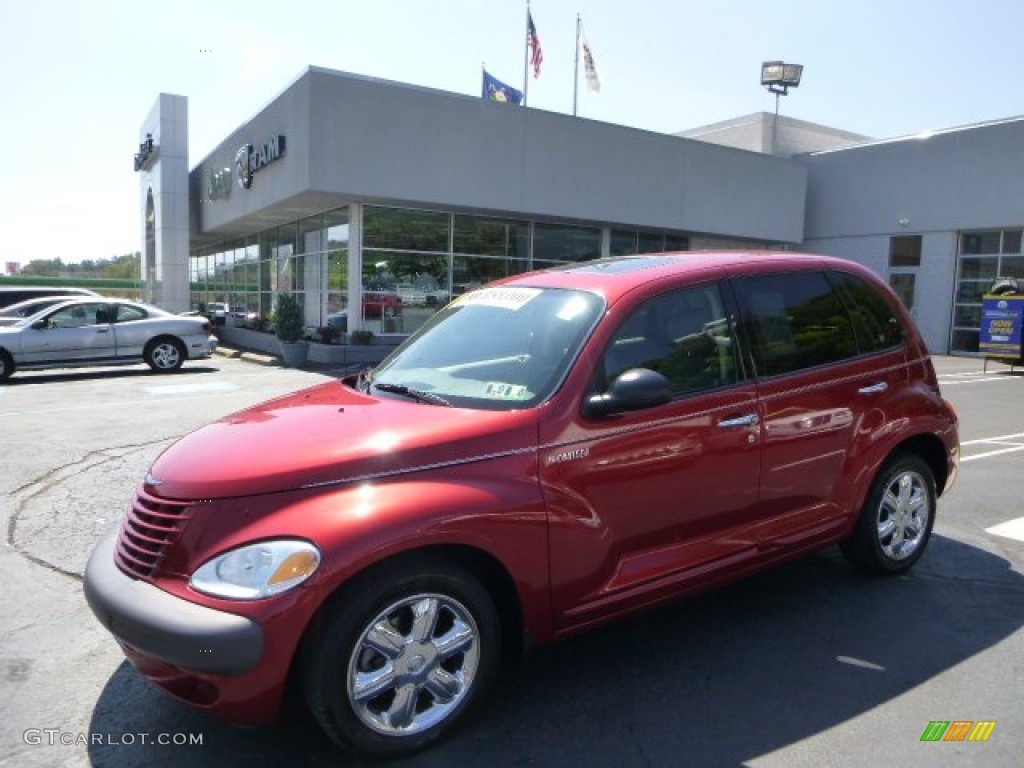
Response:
[96, 328, 110, 334]
[858, 382, 888, 395]
[718, 413, 760, 428]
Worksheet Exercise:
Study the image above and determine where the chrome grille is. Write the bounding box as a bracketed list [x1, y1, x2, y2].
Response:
[114, 487, 194, 579]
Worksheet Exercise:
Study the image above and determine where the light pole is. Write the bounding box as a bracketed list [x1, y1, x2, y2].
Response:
[761, 61, 803, 155]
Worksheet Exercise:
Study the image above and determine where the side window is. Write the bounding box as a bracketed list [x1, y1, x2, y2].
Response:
[116, 305, 147, 323]
[600, 283, 739, 396]
[734, 271, 858, 377]
[48, 303, 104, 329]
[832, 271, 906, 352]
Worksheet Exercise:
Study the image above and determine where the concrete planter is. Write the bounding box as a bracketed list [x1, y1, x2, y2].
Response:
[278, 340, 309, 368]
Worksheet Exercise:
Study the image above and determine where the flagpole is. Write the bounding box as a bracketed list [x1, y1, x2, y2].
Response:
[573, 14, 581, 116]
[523, 0, 530, 106]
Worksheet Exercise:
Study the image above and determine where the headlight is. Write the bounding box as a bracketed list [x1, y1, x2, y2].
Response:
[190, 539, 321, 600]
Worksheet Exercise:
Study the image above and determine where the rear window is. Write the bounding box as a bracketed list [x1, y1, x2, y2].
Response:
[734, 271, 859, 377]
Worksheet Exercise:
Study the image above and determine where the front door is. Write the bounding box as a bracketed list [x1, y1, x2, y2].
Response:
[542, 281, 762, 630]
[19, 302, 116, 364]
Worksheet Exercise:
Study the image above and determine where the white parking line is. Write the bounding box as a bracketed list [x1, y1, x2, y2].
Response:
[959, 431, 1024, 462]
[962, 445, 1024, 462]
[986, 517, 1024, 543]
[143, 381, 239, 395]
[958, 434, 1024, 444]
[939, 376, 1015, 385]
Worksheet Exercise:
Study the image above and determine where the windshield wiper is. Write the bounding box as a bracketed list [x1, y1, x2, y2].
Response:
[372, 382, 452, 406]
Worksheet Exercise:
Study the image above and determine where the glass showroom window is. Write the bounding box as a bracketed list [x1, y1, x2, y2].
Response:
[611, 229, 691, 256]
[189, 256, 202, 311]
[951, 229, 1024, 353]
[238, 241, 259, 325]
[275, 223, 299, 294]
[298, 215, 324, 328]
[364, 206, 449, 252]
[532, 222, 601, 267]
[259, 228, 275, 321]
[453, 214, 531, 297]
[325, 208, 349, 329]
[362, 249, 449, 335]
[362, 206, 452, 335]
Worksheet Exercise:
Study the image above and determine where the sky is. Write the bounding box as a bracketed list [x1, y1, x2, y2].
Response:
[2, 0, 1021, 266]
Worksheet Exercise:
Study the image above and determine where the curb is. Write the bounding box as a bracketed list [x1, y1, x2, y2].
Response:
[214, 345, 280, 367]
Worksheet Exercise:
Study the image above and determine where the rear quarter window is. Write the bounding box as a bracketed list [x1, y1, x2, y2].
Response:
[734, 271, 859, 377]
[831, 270, 906, 352]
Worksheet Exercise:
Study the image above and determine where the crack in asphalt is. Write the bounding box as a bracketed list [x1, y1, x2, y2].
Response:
[6, 438, 177, 581]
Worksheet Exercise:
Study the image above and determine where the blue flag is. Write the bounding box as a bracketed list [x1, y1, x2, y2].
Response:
[482, 70, 523, 105]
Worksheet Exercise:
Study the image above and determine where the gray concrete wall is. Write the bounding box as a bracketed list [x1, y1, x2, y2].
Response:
[139, 94, 190, 312]
[192, 67, 807, 245]
[804, 119, 1024, 239]
[801, 118, 1024, 354]
[191, 74, 314, 241]
[677, 113, 870, 158]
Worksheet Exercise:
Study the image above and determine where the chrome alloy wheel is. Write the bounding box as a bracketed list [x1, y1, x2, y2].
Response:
[347, 593, 480, 736]
[150, 341, 182, 369]
[876, 469, 931, 560]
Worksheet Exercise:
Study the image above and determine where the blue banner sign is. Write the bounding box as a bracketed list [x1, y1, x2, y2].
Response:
[979, 294, 1024, 359]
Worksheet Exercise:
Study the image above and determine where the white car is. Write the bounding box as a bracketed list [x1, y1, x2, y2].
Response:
[0, 298, 218, 381]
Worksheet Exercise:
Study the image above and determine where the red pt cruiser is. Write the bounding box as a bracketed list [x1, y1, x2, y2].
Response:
[85, 252, 958, 757]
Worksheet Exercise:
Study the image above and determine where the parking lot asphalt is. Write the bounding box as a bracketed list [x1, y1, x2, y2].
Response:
[0, 355, 1021, 768]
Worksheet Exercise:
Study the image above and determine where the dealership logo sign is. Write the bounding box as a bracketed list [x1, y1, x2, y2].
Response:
[208, 135, 286, 200]
[235, 135, 286, 190]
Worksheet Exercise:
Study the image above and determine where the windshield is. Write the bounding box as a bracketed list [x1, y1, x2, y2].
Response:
[369, 286, 604, 410]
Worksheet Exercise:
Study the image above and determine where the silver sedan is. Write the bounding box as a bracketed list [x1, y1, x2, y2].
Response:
[0, 298, 218, 381]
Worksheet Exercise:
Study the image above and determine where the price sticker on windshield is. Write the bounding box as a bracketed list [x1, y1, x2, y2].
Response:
[453, 287, 541, 311]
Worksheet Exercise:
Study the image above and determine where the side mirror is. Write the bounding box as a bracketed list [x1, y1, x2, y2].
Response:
[583, 368, 672, 418]
[31, 320, 48, 330]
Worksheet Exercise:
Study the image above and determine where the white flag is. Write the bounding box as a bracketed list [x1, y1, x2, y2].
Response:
[582, 33, 600, 92]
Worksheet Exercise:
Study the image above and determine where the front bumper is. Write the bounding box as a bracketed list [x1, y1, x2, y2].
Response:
[83, 530, 263, 675]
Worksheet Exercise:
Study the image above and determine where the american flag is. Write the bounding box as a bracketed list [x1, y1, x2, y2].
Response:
[528, 11, 543, 78]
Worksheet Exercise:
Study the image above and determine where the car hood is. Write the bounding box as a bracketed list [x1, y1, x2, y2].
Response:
[146, 380, 539, 499]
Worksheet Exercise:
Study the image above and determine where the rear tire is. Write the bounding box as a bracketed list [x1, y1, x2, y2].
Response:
[145, 338, 185, 372]
[841, 452, 936, 574]
[302, 560, 501, 758]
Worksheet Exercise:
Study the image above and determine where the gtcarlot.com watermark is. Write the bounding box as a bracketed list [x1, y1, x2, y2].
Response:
[23, 729, 203, 746]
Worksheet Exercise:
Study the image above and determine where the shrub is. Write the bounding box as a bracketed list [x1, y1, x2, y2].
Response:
[273, 293, 304, 343]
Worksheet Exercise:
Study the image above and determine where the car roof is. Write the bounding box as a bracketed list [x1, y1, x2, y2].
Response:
[34, 297, 166, 314]
[0, 295, 93, 312]
[493, 251, 868, 305]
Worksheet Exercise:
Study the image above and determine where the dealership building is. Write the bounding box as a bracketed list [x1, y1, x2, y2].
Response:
[136, 65, 1024, 355]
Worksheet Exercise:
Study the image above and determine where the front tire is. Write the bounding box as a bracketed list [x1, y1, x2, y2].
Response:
[302, 561, 501, 757]
[842, 453, 936, 574]
[145, 338, 185, 372]
[0, 350, 13, 381]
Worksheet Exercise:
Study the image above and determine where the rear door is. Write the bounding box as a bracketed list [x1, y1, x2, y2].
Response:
[730, 268, 908, 550]
[108, 303, 152, 358]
